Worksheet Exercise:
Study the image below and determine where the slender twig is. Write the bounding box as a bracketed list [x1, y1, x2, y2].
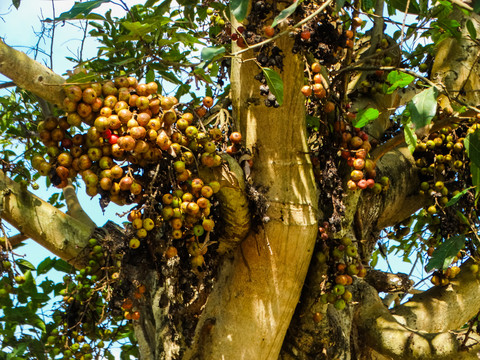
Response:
[399, 0, 411, 48]
[78, 20, 89, 63]
[49, 0, 55, 69]
[0, 81, 15, 89]
[231, 0, 334, 57]
[111, 0, 134, 21]
[461, 310, 480, 349]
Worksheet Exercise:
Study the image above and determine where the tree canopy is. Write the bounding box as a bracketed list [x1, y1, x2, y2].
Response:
[2, 0, 480, 359]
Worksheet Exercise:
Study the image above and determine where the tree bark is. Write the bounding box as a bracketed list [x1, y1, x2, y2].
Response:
[0, 39, 65, 108]
[0, 170, 94, 266]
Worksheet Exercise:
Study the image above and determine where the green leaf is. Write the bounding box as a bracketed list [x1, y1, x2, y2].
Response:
[389, 0, 421, 14]
[425, 235, 465, 272]
[306, 115, 320, 129]
[66, 72, 101, 84]
[456, 210, 470, 226]
[56, 0, 111, 20]
[122, 21, 157, 37]
[201, 46, 225, 62]
[272, 0, 303, 27]
[146, 69, 155, 84]
[467, 19, 477, 40]
[12, 0, 20, 9]
[352, 108, 379, 128]
[53, 259, 74, 273]
[336, 0, 347, 12]
[145, 0, 162, 6]
[30, 293, 50, 303]
[262, 68, 284, 106]
[407, 87, 438, 130]
[362, 0, 376, 11]
[36, 257, 55, 275]
[386, 70, 415, 94]
[16, 259, 35, 272]
[465, 128, 480, 169]
[230, 0, 249, 21]
[403, 121, 418, 153]
[445, 187, 475, 207]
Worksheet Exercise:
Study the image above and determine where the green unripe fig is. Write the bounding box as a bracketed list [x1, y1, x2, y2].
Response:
[334, 299, 346, 310]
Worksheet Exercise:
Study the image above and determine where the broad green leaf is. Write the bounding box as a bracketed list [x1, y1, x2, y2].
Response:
[407, 87, 438, 130]
[176, 33, 203, 46]
[389, 0, 421, 14]
[362, 0, 375, 11]
[16, 259, 35, 272]
[56, 0, 111, 20]
[272, 0, 303, 27]
[353, 108, 379, 128]
[159, 70, 182, 85]
[230, 0, 249, 21]
[386, 71, 415, 94]
[32, 317, 46, 332]
[201, 46, 225, 62]
[36, 257, 55, 275]
[262, 68, 284, 106]
[12, 0, 20, 9]
[122, 21, 157, 37]
[145, 0, 162, 6]
[467, 19, 477, 40]
[336, 0, 347, 12]
[465, 129, 480, 168]
[146, 69, 155, 84]
[53, 259, 74, 273]
[30, 293, 50, 303]
[445, 187, 475, 207]
[425, 234, 465, 272]
[66, 72, 101, 84]
[85, 13, 106, 20]
[403, 122, 417, 153]
[10, 343, 27, 356]
[456, 210, 470, 226]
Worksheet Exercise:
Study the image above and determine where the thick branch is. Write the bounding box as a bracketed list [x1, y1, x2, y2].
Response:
[356, 279, 480, 360]
[63, 182, 96, 229]
[390, 261, 480, 333]
[0, 39, 65, 108]
[0, 170, 94, 266]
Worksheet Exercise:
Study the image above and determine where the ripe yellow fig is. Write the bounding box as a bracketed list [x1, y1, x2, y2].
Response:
[143, 218, 155, 231]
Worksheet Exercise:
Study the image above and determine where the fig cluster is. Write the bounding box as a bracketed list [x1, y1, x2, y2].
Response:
[31, 76, 231, 243]
[43, 237, 126, 359]
[334, 120, 389, 193]
[317, 231, 366, 311]
[414, 124, 470, 211]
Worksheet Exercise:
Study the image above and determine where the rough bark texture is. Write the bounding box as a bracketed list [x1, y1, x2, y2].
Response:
[0, 39, 65, 108]
[356, 279, 480, 360]
[391, 260, 480, 333]
[0, 170, 94, 266]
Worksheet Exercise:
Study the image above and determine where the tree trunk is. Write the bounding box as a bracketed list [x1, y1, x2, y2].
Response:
[3, 4, 480, 360]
